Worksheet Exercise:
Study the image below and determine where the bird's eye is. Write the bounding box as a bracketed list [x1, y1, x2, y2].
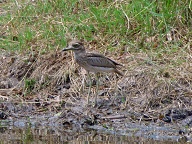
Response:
[72, 43, 80, 48]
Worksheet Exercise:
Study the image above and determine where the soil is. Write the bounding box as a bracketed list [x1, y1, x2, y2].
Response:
[0, 50, 192, 142]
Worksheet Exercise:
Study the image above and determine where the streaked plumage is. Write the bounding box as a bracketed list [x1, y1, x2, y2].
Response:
[62, 40, 123, 106]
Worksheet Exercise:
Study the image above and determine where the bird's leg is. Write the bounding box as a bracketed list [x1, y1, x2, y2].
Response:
[112, 75, 118, 104]
[87, 71, 92, 104]
[80, 73, 85, 94]
[94, 73, 99, 107]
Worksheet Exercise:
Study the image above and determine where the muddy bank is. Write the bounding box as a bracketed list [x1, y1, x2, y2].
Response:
[0, 125, 185, 144]
[0, 51, 192, 142]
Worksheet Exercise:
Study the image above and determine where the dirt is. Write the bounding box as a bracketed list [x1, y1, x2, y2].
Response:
[0, 50, 192, 142]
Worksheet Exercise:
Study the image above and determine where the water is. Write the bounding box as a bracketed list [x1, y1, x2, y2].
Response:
[0, 124, 188, 144]
[0, 113, 191, 144]
[0, 122, 186, 144]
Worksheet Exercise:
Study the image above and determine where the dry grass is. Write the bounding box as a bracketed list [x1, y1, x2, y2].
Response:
[0, 45, 191, 118]
[0, 0, 191, 119]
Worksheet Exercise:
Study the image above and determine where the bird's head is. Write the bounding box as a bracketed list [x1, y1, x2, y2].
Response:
[63, 40, 85, 53]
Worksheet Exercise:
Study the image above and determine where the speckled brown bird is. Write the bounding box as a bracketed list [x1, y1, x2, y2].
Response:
[63, 40, 123, 106]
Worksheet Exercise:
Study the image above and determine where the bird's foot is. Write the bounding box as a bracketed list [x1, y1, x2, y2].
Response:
[93, 102, 97, 108]
[85, 101, 97, 108]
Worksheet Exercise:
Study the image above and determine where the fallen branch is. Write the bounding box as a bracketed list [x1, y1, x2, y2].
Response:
[101, 114, 127, 120]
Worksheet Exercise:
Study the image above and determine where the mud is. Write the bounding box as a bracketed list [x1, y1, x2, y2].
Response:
[0, 51, 192, 142]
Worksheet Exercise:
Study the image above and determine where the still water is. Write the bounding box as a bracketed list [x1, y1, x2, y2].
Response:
[0, 125, 186, 144]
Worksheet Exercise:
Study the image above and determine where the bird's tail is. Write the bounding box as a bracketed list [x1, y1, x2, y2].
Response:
[114, 69, 124, 76]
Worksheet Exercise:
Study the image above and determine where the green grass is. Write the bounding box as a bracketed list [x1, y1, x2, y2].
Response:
[0, 0, 191, 119]
[0, 0, 191, 60]
[24, 78, 36, 94]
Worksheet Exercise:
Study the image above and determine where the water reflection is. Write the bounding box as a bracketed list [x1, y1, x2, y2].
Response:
[0, 126, 183, 144]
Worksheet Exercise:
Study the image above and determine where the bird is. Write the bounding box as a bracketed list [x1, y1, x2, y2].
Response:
[62, 40, 123, 106]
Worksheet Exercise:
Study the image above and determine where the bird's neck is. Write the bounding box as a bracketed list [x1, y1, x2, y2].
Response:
[74, 49, 86, 58]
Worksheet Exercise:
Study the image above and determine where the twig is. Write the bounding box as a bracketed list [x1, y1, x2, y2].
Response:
[101, 114, 127, 119]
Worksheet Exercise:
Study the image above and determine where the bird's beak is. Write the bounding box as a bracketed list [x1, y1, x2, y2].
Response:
[62, 47, 74, 51]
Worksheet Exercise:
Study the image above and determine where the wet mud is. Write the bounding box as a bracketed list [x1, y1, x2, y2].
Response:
[0, 51, 192, 142]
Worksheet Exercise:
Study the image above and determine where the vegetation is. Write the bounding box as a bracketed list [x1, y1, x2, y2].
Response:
[24, 78, 36, 94]
[1, 0, 191, 53]
[0, 0, 191, 118]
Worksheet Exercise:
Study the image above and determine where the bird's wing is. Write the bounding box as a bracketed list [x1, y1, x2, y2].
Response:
[84, 53, 121, 68]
